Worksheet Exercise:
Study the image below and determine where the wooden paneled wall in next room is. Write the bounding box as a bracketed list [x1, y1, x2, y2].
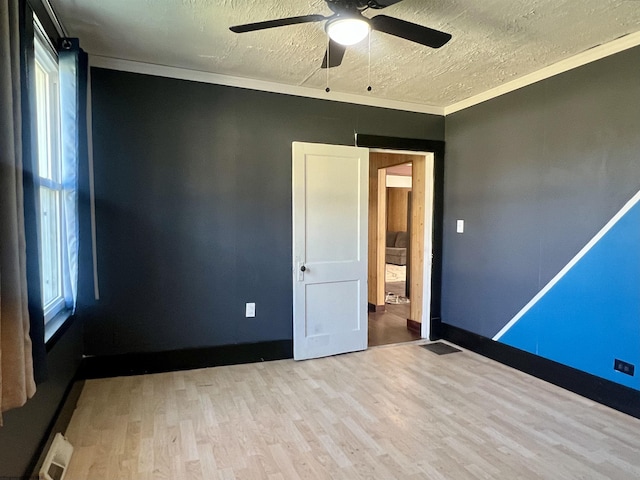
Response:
[387, 187, 411, 232]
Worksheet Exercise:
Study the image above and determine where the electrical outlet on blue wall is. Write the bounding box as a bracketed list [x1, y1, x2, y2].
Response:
[614, 359, 635, 376]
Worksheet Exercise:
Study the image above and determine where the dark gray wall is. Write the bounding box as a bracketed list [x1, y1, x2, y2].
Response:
[85, 68, 444, 356]
[443, 45, 640, 337]
[0, 319, 83, 478]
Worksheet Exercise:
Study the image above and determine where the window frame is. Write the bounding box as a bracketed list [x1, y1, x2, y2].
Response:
[34, 18, 67, 324]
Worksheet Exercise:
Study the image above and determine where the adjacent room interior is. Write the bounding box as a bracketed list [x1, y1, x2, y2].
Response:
[368, 162, 419, 347]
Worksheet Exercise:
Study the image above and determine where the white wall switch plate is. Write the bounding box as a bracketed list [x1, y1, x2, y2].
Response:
[456, 219, 465, 233]
[245, 302, 256, 318]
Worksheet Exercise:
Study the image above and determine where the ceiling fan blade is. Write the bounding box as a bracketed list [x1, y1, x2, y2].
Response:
[230, 14, 326, 33]
[321, 40, 347, 68]
[370, 15, 451, 48]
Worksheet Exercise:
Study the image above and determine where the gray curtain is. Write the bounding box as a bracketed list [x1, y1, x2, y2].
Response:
[0, 0, 36, 423]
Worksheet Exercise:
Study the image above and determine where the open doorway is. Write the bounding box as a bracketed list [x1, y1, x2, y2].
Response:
[366, 151, 434, 347]
[369, 161, 417, 346]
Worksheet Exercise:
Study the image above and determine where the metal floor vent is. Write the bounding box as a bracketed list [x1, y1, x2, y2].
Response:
[421, 342, 462, 355]
[39, 433, 74, 480]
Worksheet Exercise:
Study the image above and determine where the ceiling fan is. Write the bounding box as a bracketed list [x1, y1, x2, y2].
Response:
[229, 0, 452, 69]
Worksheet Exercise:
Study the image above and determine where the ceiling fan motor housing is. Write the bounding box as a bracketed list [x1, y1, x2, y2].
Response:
[325, 0, 398, 14]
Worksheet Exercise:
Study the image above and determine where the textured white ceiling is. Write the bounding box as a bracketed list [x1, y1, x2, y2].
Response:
[51, 0, 640, 108]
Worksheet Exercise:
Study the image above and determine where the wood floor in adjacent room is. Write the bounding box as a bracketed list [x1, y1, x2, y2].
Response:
[64, 343, 640, 480]
[368, 276, 418, 347]
[368, 302, 418, 347]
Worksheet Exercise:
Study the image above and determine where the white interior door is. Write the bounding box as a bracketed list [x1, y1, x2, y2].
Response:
[292, 142, 369, 360]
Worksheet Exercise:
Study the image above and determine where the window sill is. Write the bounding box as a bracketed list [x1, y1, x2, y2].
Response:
[45, 308, 75, 352]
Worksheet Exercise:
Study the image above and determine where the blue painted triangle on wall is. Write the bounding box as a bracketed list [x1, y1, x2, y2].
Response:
[499, 200, 640, 390]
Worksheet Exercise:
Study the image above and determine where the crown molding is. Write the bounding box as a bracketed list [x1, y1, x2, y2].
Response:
[89, 30, 640, 118]
[444, 30, 640, 115]
[88, 55, 445, 116]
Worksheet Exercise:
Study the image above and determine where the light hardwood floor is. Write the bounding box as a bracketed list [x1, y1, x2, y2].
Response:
[64, 343, 640, 479]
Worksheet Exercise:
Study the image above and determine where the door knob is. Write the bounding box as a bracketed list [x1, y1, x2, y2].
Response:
[300, 265, 306, 272]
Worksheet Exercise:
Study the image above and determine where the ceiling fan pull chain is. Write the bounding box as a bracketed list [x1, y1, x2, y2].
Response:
[367, 30, 372, 92]
[326, 34, 331, 92]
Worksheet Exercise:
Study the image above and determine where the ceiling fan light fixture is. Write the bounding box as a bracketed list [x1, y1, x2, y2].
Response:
[326, 17, 370, 46]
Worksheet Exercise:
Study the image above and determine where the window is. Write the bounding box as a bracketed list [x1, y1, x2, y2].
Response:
[34, 21, 67, 323]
